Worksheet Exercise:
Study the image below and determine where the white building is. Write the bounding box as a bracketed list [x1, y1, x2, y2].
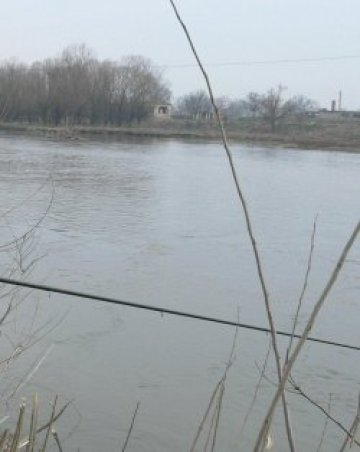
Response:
[154, 104, 172, 119]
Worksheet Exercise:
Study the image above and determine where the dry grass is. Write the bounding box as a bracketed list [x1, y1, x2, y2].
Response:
[0, 395, 70, 452]
[1, 117, 360, 152]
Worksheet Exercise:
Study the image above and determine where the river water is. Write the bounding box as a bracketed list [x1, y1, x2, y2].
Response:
[0, 132, 359, 451]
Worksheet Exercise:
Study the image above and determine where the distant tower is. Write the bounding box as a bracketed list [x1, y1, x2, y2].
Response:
[338, 90, 342, 111]
[331, 100, 336, 112]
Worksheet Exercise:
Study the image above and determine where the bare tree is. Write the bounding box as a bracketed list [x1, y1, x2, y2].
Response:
[224, 98, 252, 121]
[176, 90, 212, 119]
[119, 55, 171, 123]
[0, 61, 27, 121]
[0, 45, 171, 126]
[246, 85, 316, 132]
[43, 44, 96, 126]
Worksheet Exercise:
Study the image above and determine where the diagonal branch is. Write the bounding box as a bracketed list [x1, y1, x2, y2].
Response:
[289, 378, 360, 449]
[168, 1, 295, 450]
[254, 221, 360, 451]
[122, 402, 140, 452]
[316, 392, 332, 452]
[339, 393, 360, 451]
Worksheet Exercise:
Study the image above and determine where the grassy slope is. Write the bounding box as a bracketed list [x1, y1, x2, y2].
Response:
[1, 117, 360, 152]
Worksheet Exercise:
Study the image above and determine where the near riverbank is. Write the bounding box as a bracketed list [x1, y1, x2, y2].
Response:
[1, 118, 360, 152]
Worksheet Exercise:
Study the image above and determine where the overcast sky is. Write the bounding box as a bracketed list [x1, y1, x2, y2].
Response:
[1, 0, 359, 108]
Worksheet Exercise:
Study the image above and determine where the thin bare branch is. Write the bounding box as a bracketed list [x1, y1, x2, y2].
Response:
[36, 400, 72, 435]
[191, 311, 239, 451]
[287, 216, 318, 360]
[0, 176, 52, 220]
[190, 380, 223, 451]
[168, 2, 295, 449]
[26, 393, 38, 452]
[339, 393, 360, 452]
[254, 221, 360, 451]
[10, 401, 26, 452]
[40, 396, 58, 452]
[210, 384, 225, 452]
[258, 371, 360, 450]
[289, 379, 360, 449]
[0, 430, 9, 450]
[0, 301, 13, 327]
[316, 392, 332, 452]
[240, 337, 272, 435]
[0, 181, 54, 252]
[7, 345, 54, 401]
[121, 402, 140, 452]
[349, 394, 360, 448]
[52, 428, 63, 452]
[203, 395, 219, 452]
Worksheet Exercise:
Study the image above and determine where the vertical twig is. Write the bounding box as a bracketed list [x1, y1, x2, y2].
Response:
[40, 395, 58, 452]
[240, 337, 272, 435]
[121, 402, 140, 452]
[203, 394, 219, 452]
[167, 2, 295, 450]
[210, 384, 225, 452]
[190, 381, 223, 451]
[191, 311, 239, 451]
[26, 393, 39, 452]
[339, 393, 360, 452]
[286, 216, 318, 361]
[0, 430, 8, 450]
[316, 393, 332, 452]
[349, 394, 360, 448]
[9, 401, 26, 452]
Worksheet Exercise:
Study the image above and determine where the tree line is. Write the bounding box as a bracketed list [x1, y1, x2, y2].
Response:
[0, 44, 170, 126]
[0, 44, 318, 131]
[176, 86, 318, 131]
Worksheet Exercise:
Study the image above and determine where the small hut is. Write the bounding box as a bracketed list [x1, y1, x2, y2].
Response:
[154, 104, 172, 119]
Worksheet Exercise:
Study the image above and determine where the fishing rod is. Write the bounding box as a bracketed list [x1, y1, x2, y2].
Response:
[0, 277, 358, 352]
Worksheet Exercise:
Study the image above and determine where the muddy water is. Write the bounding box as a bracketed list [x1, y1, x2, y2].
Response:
[0, 132, 359, 451]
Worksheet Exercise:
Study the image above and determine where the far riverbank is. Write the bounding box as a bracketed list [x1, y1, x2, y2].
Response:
[1, 120, 360, 153]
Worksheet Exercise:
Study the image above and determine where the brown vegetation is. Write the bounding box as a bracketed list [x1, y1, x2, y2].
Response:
[0, 44, 170, 126]
[1, 115, 360, 152]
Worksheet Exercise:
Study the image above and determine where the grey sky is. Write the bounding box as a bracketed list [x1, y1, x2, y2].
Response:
[1, 0, 359, 108]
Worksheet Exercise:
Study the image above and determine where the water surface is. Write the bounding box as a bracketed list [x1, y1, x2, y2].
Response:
[0, 132, 359, 451]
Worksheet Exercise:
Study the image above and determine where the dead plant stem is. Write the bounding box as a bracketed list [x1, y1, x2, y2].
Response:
[121, 402, 140, 452]
[168, 1, 295, 449]
[339, 393, 360, 451]
[253, 222, 360, 451]
[286, 216, 318, 360]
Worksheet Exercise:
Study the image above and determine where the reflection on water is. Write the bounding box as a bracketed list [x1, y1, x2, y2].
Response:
[0, 132, 359, 451]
